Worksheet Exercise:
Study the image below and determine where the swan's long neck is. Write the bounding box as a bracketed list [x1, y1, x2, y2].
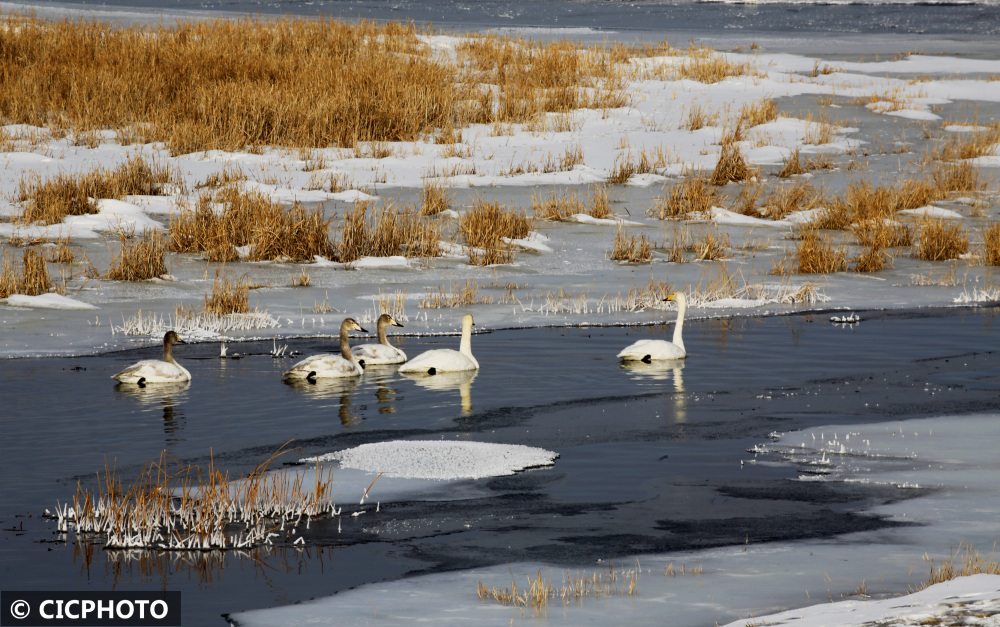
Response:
[377, 317, 391, 346]
[340, 324, 355, 362]
[163, 340, 177, 365]
[672, 297, 686, 353]
[459, 319, 473, 357]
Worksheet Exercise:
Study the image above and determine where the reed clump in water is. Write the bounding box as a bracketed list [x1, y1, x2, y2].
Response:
[773, 228, 847, 275]
[0, 247, 53, 297]
[914, 218, 969, 261]
[338, 201, 442, 263]
[609, 225, 652, 263]
[649, 176, 718, 220]
[203, 272, 254, 315]
[169, 187, 336, 262]
[459, 198, 533, 266]
[101, 229, 169, 281]
[477, 561, 640, 612]
[54, 444, 351, 551]
[419, 278, 493, 308]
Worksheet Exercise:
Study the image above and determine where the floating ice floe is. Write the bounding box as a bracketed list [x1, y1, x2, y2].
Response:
[2, 293, 98, 310]
[303, 440, 559, 480]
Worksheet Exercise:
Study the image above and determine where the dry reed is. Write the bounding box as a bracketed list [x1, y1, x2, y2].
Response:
[914, 218, 969, 261]
[982, 223, 1000, 266]
[419, 278, 493, 308]
[101, 230, 169, 281]
[0, 247, 53, 297]
[610, 225, 652, 263]
[15, 156, 174, 225]
[649, 176, 718, 220]
[204, 272, 254, 315]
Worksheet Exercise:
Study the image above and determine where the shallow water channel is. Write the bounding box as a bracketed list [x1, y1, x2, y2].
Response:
[1, 307, 999, 624]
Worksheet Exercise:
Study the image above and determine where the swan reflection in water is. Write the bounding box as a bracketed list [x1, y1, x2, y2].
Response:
[399, 369, 477, 414]
[620, 359, 687, 422]
[114, 380, 191, 440]
[362, 366, 399, 414]
[283, 376, 361, 425]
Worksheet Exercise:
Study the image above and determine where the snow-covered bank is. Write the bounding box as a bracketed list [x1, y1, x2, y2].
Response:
[2, 35, 999, 358]
[229, 411, 1000, 626]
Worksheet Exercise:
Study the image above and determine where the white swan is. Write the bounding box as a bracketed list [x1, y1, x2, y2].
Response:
[113, 330, 191, 385]
[617, 292, 687, 362]
[351, 313, 407, 365]
[283, 318, 368, 380]
[398, 313, 478, 374]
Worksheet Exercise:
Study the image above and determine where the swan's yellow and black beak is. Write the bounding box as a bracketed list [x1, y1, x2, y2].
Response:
[664, 293, 675, 302]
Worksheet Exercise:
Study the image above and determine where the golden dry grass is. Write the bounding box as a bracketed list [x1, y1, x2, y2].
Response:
[459, 198, 534, 247]
[982, 223, 1000, 266]
[914, 218, 969, 261]
[739, 98, 778, 128]
[673, 46, 752, 83]
[0, 247, 52, 297]
[0, 16, 639, 156]
[44, 237, 77, 264]
[685, 104, 719, 131]
[610, 225, 652, 263]
[15, 156, 174, 225]
[420, 180, 452, 216]
[919, 544, 1000, 590]
[338, 201, 442, 262]
[169, 187, 336, 262]
[203, 272, 254, 315]
[687, 230, 730, 261]
[419, 278, 493, 308]
[101, 230, 168, 281]
[649, 176, 718, 220]
[711, 139, 757, 186]
[477, 562, 639, 611]
[777, 229, 847, 274]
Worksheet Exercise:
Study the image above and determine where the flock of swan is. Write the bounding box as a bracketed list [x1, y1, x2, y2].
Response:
[112, 293, 688, 386]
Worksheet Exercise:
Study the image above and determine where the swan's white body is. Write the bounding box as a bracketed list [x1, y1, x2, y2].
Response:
[618, 292, 687, 362]
[283, 318, 367, 379]
[398, 314, 478, 374]
[113, 331, 191, 384]
[352, 314, 407, 365]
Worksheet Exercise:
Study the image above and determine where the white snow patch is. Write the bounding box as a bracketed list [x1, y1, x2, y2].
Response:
[304, 440, 559, 480]
[2, 293, 98, 310]
[899, 205, 964, 219]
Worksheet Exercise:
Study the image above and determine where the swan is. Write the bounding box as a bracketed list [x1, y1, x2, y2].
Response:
[283, 318, 368, 380]
[398, 313, 478, 374]
[617, 292, 687, 362]
[351, 313, 407, 365]
[113, 330, 191, 385]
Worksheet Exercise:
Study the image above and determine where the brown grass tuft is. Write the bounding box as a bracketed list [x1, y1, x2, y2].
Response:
[169, 187, 336, 262]
[419, 278, 493, 308]
[739, 98, 778, 128]
[781, 229, 847, 274]
[649, 175, 718, 220]
[982, 223, 1000, 266]
[203, 272, 254, 315]
[101, 230, 169, 281]
[919, 544, 1000, 591]
[15, 156, 173, 225]
[0, 247, 53, 297]
[459, 198, 534, 248]
[711, 139, 757, 186]
[338, 201, 442, 263]
[420, 180, 452, 216]
[914, 218, 969, 261]
[610, 224, 652, 263]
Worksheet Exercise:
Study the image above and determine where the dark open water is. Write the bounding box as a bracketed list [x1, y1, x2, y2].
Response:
[2, 308, 1000, 624]
[6, 0, 1000, 46]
